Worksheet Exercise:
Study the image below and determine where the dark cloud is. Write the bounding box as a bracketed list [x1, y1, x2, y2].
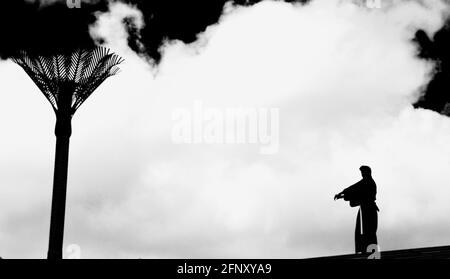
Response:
[0, 0, 108, 58]
[120, 0, 310, 63]
[0, 0, 309, 61]
[413, 21, 450, 115]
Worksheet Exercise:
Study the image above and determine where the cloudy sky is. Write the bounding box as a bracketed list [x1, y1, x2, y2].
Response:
[1, 0, 450, 258]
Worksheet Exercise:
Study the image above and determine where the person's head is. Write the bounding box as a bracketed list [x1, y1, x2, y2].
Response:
[359, 165, 372, 179]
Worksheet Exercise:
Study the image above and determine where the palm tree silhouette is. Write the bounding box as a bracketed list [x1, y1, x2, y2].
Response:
[13, 47, 124, 259]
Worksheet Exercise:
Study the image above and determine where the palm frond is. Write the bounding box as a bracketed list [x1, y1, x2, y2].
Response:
[12, 47, 124, 115]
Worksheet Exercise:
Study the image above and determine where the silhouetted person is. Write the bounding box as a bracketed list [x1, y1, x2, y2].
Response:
[334, 165, 379, 254]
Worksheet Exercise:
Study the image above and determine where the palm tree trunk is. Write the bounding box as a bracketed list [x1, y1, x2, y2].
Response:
[47, 114, 72, 259]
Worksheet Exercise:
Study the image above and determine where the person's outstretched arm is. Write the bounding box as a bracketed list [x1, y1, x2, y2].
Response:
[334, 192, 344, 200]
[334, 180, 363, 201]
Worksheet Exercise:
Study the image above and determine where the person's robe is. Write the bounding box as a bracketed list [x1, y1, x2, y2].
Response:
[342, 177, 379, 254]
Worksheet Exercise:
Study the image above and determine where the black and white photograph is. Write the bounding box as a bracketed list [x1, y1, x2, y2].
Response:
[1, 0, 450, 269]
